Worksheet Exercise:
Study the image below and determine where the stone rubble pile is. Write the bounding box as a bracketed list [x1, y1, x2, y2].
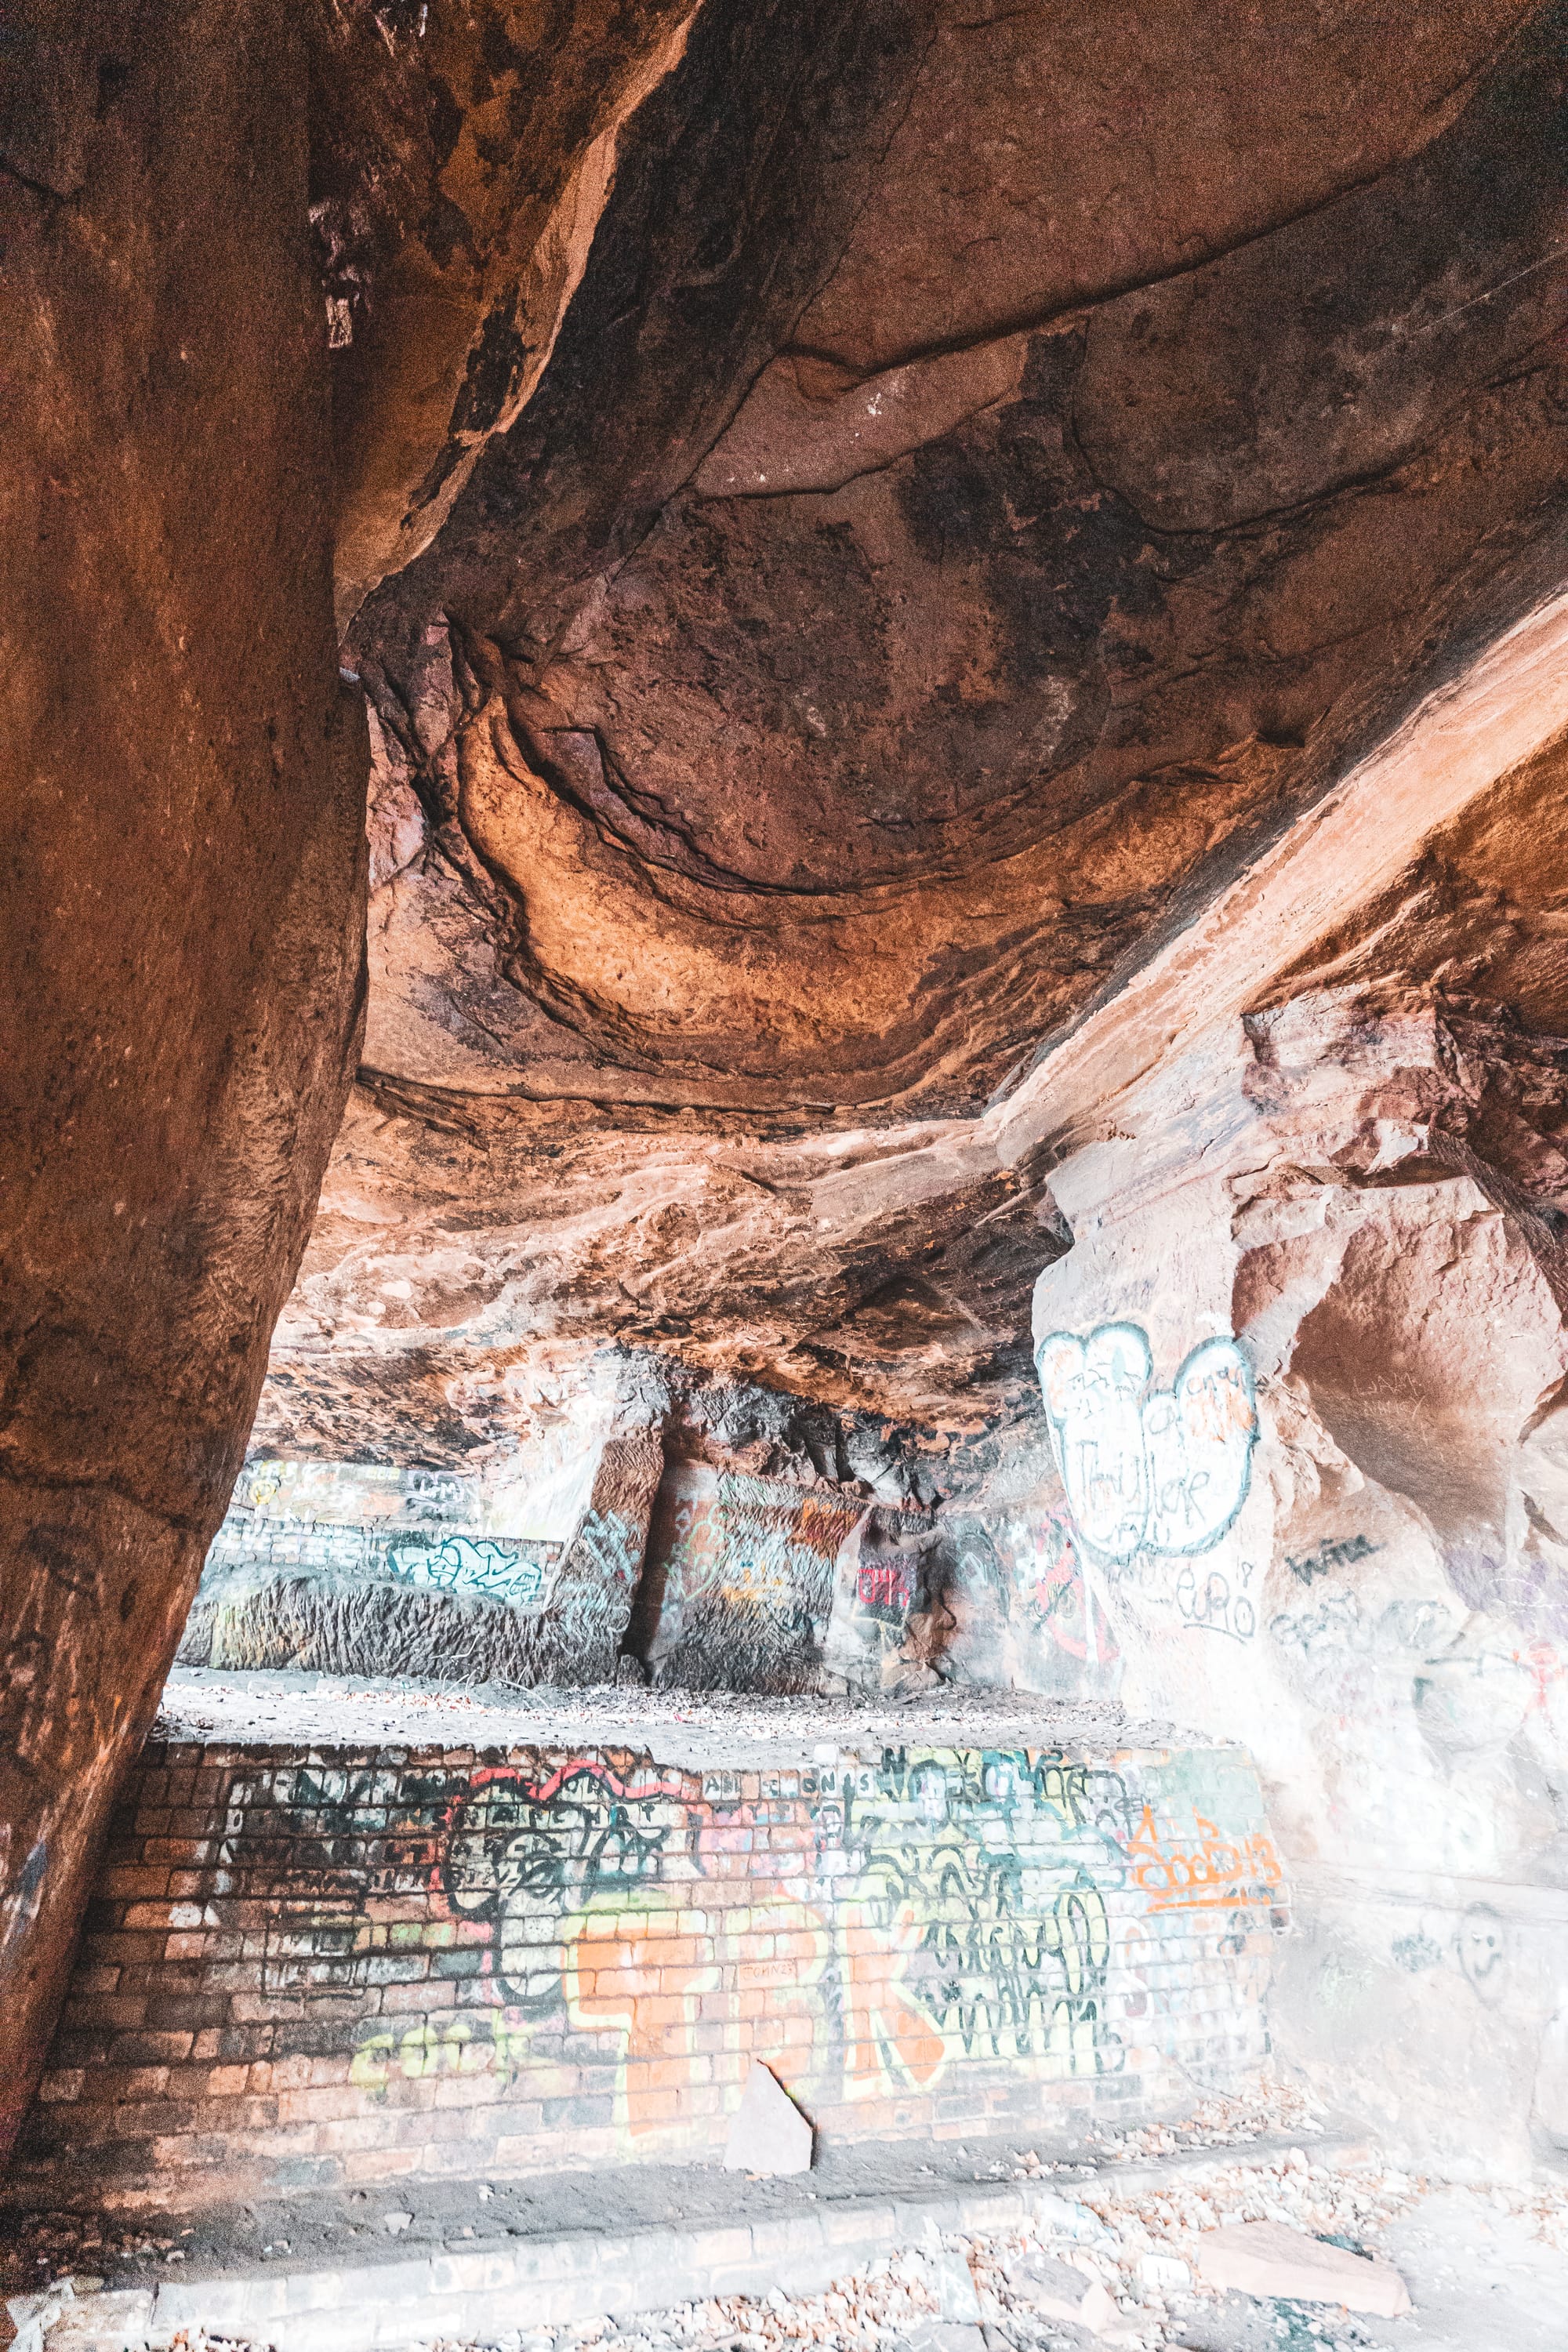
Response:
[1074, 2078, 1330, 2164]
[432, 2158, 1568, 2352]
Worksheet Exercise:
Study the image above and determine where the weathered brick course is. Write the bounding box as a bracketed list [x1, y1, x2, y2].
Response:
[5, 1737, 1287, 2212]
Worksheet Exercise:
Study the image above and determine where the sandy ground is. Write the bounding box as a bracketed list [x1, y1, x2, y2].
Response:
[155, 1668, 1185, 1766]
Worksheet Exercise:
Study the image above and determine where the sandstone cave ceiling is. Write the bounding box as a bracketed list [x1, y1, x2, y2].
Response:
[259, 0, 1568, 1464]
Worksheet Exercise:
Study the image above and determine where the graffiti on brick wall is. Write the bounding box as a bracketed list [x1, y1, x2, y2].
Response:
[1035, 1324, 1258, 1565]
[46, 1740, 1284, 2200]
[1126, 1803, 1283, 1911]
[309, 1744, 1287, 2140]
[437, 1760, 688, 2012]
[388, 1535, 550, 1609]
[840, 1751, 1127, 2078]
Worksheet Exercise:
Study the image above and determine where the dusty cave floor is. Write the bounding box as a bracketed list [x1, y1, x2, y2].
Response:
[154, 1669, 1182, 1761]
[8, 2111, 1568, 2352]
[592, 2167, 1568, 2352]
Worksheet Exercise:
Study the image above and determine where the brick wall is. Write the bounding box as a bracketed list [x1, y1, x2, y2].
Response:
[9, 1740, 1288, 2215]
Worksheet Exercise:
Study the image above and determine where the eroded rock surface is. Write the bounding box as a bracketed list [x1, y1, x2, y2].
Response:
[2, 0, 366, 2146]
[15, 0, 1568, 2205]
[347, 0, 1568, 1131]
[241, 0, 1568, 1475]
[314, 0, 704, 623]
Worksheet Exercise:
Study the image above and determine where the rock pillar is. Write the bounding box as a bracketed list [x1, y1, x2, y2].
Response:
[0, 0, 367, 2147]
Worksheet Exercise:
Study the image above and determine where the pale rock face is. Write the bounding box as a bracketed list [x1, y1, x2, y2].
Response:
[1029, 982, 1568, 2168]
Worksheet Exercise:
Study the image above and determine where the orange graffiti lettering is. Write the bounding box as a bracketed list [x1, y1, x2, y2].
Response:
[1127, 1805, 1283, 1912]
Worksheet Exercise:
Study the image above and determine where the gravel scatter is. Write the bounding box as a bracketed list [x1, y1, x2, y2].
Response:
[155, 1668, 1185, 1763]
[456, 2160, 1568, 2352]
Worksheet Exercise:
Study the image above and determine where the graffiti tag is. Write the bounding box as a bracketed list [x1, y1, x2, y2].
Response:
[1284, 1533, 1379, 1585]
[1036, 1324, 1257, 1563]
[1126, 1804, 1283, 1913]
[387, 1534, 549, 1609]
[1175, 1563, 1256, 1642]
[857, 1558, 914, 1623]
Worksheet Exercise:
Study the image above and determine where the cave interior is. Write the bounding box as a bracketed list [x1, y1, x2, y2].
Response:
[9, 2, 1568, 2346]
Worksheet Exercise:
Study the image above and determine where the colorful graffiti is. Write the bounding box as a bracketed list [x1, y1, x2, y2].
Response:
[641, 1468, 865, 1689]
[439, 1761, 685, 2009]
[857, 1555, 915, 1622]
[1035, 1324, 1258, 1564]
[1126, 1804, 1283, 1913]
[388, 1534, 549, 1608]
[322, 1744, 1283, 2140]
[848, 1762, 1119, 2074]
[36, 1737, 1287, 2209]
[191, 1438, 662, 1685]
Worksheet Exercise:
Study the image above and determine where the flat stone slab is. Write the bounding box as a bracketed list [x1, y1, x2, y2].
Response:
[1004, 2250, 1117, 2336]
[724, 2062, 814, 2175]
[1197, 2219, 1411, 2316]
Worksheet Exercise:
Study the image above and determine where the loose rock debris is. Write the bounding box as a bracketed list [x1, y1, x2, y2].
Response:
[412, 2157, 1566, 2352]
[12, 2145, 1568, 2351]
[1075, 2078, 1331, 2163]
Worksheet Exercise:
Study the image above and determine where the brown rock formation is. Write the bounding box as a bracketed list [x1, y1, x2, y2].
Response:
[349, 0, 1568, 1124]
[13, 0, 1568, 2186]
[0, 0, 366, 2143]
[278, 0, 1568, 1461]
[316, 0, 702, 625]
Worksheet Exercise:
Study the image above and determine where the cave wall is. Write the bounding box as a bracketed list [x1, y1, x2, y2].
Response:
[183, 1436, 661, 1686]
[0, 0, 368, 2153]
[631, 1465, 910, 1697]
[993, 982, 1568, 2171]
[178, 1436, 931, 1698]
